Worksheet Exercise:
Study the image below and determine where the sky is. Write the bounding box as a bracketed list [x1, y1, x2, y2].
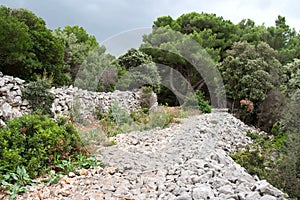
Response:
[0, 0, 299, 55]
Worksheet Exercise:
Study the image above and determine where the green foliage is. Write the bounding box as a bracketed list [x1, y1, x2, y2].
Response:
[54, 25, 99, 82]
[97, 102, 133, 137]
[139, 86, 155, 112]
[141, 27, 220, 106]
[40, 170, 61, 185]
[182, 90, 211, 113]
[0, 166, 39, 200]
[231, 130, 300, 198]
[148, 109, 176, 129]
[153, 12, 238, 61]
[219, 41, 283, 125]
[74, 45, 118, 92]
[98, 103, 182, 137]
[0, 113, 106, 198]
[117, 49, 161, 92]
[55, 155, 102, 174]
[220, 41, 281, 103]
[231, 144, 267, 178]
[118, 48, 153, 70]
[0, 7, 31, 70]
[22, 76, 55, 116]
[0, 6, 69, 86]
[0, 113, 87, 179]
[237, 19, 268, 45]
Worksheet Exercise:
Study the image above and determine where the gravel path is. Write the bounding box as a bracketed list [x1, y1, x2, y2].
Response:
[13, 112, 285, 200]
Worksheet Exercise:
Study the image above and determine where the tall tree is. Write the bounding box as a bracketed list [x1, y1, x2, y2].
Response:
[116, 49, 161, 92]
[264, 16, 300, 64]
[74, 45, 117, 92]
[54, 25, 98, 82]
[219, 41, 282, 123]
[0, 6, 68, 85]
[141, 27, 224, 106]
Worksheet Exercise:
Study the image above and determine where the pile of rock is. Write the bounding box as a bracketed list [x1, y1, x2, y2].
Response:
[13, 112, 286, 200]
[0, 73, 31, 125]
[49, 86, 143, 121]
[0, 73, 158, 125]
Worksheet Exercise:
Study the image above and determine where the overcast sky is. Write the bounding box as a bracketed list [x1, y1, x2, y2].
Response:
[1, 0, 299, 54]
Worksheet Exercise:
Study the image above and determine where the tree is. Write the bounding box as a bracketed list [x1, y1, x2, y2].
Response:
[219, 41, 282, 123]
[141, 27, 224, 106]
[0, 6, 68, 86]
[174, 12, 239, 60]
[54, 25, 98, 82]
[74, 45, 117, 92]
[118, 48, 153, 69]
[264, 16, 300, 64]
[116, 49, 161, 92]
[236, 19, 269, 45]
[0, 7, 32, 72]
[280, 59, 300, 131]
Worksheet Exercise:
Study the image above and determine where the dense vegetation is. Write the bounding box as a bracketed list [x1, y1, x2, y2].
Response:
[0, 5, 299, 198]
[0, 113, 102, 199]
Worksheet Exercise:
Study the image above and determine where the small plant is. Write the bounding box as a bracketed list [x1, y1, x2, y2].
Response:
[148, 107, 180, 129]
[55, 154, 103, 174]
[97, 104, 183, 137]
[182, 90, 211, 113]
[1, 166, 39, 200]
[41, 171, 61, 185]
[22, 75, 55, 116]
[140, 86, 155, 113]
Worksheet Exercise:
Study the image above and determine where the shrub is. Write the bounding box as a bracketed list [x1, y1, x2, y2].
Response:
[97, 103, 182, 137]
[230, 131, 300, 199]
[98, 102, 134, 137]
[0, 113, 88, 179]
[148, 110, 174, 129]
[182, 90, 211, 113]
[139, 86, 156, 113]
[22, 76, 55, 116]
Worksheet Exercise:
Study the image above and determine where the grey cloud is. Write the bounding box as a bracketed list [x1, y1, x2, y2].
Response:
[0, 0, 299, 44]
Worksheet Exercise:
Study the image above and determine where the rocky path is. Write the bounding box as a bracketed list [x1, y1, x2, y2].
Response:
[15, 112, 285, 200]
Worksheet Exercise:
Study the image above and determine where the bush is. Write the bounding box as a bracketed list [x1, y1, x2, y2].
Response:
[182, 90, 211, 113]
[139, 86, 156, 113]
[148, 109, 175, 129]
[22, 77, 55, 116]
[97, 102, 134, 137]
[97, 103, 182, 137]
[230, 131, 300, 199]
[0, 113, 88, 179]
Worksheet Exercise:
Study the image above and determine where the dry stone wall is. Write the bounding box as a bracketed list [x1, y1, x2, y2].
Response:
[0, 73, 31, 125]
[0, 73, 154, 125]
[49, 86, 143, 121]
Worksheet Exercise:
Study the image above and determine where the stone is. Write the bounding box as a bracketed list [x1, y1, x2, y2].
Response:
[4, 98, 286, 200]
[1, 102, 12, 119]
[0, 120, 6, 127]
[88, 192, 104, 200]
[68, 172, 76, 178]
[255, 180, 284, 197]
[192, 184, 215, 199]
[14, 77, 25, 84]
[245, 191, 261, 200]
[106, 166, 117, 175]
[218, 185, 234, 195]
[260, 195, 277, 200]
[0, 79, 5, 87]
[176, 192, 191, 200]
[79, 168, 89, 175]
